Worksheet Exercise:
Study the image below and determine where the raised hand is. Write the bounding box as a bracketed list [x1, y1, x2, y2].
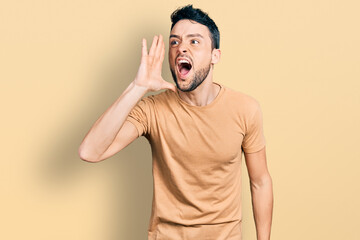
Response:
[134, 35, 176, 93]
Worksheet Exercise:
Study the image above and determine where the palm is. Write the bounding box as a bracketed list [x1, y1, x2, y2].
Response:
[134, 35, 175, 92]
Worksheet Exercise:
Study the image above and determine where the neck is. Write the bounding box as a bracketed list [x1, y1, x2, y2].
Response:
[177, 71, 221, 107]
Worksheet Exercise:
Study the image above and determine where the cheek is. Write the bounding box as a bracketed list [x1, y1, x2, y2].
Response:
[168, 50, 176, 64]
[194, 53, 212, 67]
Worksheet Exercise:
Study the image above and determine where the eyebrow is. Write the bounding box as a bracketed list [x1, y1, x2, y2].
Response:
[169, 33, 204, 39]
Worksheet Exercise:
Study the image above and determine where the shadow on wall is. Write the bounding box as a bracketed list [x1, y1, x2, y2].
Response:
[38, 24, 172, 240]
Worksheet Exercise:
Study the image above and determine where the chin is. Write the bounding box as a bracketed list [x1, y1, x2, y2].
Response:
[177, 79, 203, 92]
[170, 66, 206, 92]
[177, 82, 193, 92]
[174, 75, 195, 92]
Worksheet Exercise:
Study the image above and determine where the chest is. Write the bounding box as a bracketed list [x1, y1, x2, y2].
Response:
[151, 108, 245, 167]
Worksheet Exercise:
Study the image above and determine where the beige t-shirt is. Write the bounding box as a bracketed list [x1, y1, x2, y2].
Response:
[126, 82, 266, 240]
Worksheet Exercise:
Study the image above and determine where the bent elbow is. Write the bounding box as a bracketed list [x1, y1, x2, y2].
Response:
[78, 147, 101, 163]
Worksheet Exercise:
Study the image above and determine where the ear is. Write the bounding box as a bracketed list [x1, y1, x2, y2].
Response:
[211, 48, 221, 64]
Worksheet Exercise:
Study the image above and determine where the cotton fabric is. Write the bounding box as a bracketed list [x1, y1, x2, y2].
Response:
[126, 82, 266, 240]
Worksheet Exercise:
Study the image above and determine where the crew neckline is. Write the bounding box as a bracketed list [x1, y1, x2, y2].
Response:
[174, 82, 225, 110]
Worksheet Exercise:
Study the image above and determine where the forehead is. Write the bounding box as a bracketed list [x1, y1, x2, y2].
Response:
[170, 19, 211, 40]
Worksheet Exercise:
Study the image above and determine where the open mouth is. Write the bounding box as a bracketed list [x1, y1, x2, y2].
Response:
[177, 59, 192, 79]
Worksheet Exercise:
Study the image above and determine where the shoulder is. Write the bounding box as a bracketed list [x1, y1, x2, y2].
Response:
[147, 89, 176, 101]
[138, 89, 177, 108]
[222, 84, 261, 113]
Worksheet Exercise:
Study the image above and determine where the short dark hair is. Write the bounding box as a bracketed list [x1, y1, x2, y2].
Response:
[170, 4, 220, 49]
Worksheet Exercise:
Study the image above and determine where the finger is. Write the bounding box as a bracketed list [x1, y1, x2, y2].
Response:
[140, 38, 147, 64]
[154, 34, 163, 61]
[148, 35, 158, 59]
[159, 37, 165, 64]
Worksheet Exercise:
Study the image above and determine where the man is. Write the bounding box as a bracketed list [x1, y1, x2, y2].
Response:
[79, 5, 273, 240]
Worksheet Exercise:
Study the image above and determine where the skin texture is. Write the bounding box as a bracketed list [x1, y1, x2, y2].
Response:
[170, 62, 211, 92]
[169, 20, 213, 92]
[245, 147, 273, 240]
[168, 19, 222, 106]
[78, 34, 175, 162]
[134, 34, 176, 93]
[79, 19, 273, 240]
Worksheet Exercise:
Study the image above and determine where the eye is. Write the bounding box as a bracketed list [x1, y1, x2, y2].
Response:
[170, 39, 179, 46]
[191, 39, 199, 44]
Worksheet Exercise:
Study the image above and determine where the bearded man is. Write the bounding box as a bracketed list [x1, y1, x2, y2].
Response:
[79, 4, 273, 240]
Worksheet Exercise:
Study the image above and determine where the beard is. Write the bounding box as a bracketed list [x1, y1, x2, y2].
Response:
[170, 63, 211, 92]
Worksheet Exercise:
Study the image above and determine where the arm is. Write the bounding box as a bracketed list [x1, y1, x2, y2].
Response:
[78, 34, 175, 162]
[244, 146, 273, 240]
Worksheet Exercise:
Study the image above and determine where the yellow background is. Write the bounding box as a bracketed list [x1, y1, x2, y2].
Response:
[1, 0, 359, 239]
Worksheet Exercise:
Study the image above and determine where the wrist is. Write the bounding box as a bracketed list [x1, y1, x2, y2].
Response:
[131, 80, 150, 95]
[133, 79, 151, 92]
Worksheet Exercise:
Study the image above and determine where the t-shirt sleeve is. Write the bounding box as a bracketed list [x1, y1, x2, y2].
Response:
[125, 97, 152, 137]
[241, 102, 266, 153]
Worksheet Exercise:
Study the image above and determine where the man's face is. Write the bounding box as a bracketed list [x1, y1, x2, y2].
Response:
[169, 19, 215, 92]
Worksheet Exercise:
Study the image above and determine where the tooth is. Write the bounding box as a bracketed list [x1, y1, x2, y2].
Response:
[179, 59, 189, 64]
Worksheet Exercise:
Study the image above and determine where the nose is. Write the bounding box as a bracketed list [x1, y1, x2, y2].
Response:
[177, 42, 188, 53]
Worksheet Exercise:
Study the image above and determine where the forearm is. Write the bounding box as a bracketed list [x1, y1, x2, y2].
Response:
[78, 81, 148, 161]
[250, 175, 273, 240]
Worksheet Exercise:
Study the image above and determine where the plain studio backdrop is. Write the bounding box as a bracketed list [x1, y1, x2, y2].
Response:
[1, 0, 359, 239]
